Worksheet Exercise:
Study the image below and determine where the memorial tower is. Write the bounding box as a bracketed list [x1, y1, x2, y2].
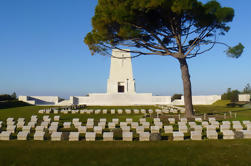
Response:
[107, 49, 136, 94]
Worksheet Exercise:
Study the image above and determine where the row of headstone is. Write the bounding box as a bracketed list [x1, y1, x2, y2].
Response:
[1, 115, 251, 141]
[1, 129, 251, 141]
[2, 118, 251, 137]
[2, 116, 251, 131]
[38, 107, 185, 115]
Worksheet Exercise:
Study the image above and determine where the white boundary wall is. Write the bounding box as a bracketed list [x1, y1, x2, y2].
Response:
[172, 95, 221, 105]
[238, 94, 250, 102]
[19, 96, 59, 105]
[74, 93, 171, 105]
[19, 94, 221, 106]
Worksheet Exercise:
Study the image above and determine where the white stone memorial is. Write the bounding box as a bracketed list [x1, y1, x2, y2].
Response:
[74, 122, 82, 128]
[206, 125, 217, 132]
[220, 124, 230, 132]
[54, 116, 60, 121]
[0, 131, 11, 140]
[193, 125, 203, 133]
[136, 126, 144, 134]
[35, 126, 45, 132]
[126, 118, 133, 124]
[243, 120, 251, 127]
[122, 132, 133, 141]
[34, 131, 45, 140]
[85, 132, 96, 141]
[78, 126, 87, 134]
[142, 122, 150, 129]
[242, 130, 251, 139]
[191, 131, 202, 140]
[86, 122, 94, 129]
[179, 125, 188, 133]
[141, 109, 146, 114]
[131, 122, 139, 129]
[188, 122, 196, 128]
[164, 125, 173, 134]
[49, 125, 58, 133]
[207, 131, 218, 139]
[180, 118, 187, 123]
[117, 109, 123, 114]
[111, 109, 115, 114]
[125, 109, 131, 114]
[17, 131, 29, 140]
[112, 118, 119, 125]
[168, 118, 175, 124]
[154, 122, 163, 128]
[202, 121, 209, 128]
[51, 132, 62, 141]
[121, 126, 130, 132]
[133, 109, 139, 114]
[103, 132, 113, 141]
[139, 118, 146, 124]
[98, 122, 106, 129]
[195, 117, 202, 122]
[69, 132, 79, 141]
[28, 122, 36, 128]
[120, 122, 127, 128]
[41, 121, 49, 129]
[17, 121, 25, 128]
[63, 122, 71, 129]
[139, 132, 150, 141]
[151, 126, 160, 133]
[102, 109, 108, 114]
[223, 130, 234, 140]
[94, 126, 103, 134]
[7, 125, 16, 133]
[108, 122, 116, 129]
[173, 132, 184, 141]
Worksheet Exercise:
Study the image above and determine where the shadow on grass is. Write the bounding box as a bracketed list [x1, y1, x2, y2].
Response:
[0, 100, 31, 109]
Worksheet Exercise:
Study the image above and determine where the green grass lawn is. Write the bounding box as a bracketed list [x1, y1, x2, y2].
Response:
[193, 100, 251, 121]
[0, 140, 251, 166]
[0, 102, 251, 166]
[0, 106, 151, 123]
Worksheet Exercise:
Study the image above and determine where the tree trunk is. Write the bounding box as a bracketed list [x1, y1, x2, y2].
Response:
[178, 58, 194, 118]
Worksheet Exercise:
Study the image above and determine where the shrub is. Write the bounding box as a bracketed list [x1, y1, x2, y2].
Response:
[243, 83, 251, 94]
[171, 94, 182, 102]
[0, 94, 13, 101]
[11, 92, 17, 99]
[221, 88, 240, 102]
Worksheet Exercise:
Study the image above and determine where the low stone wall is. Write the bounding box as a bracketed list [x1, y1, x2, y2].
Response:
[56, 100, 73, 106]
[29, 96, 59, 105]
[152, 96, 172, 105]
[239, 94, 250, 102]
[19, 94, 221, 106]
[172, 95, 221, 105]
[75, 93, 162, 105]
[18, 96, 36, 105]
[18, 96, 60, 105]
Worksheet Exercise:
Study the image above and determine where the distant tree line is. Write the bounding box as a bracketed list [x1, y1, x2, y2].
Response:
[243, 83, 251, 94]
[222, 84, 251, 102]
[221, 88, 240, 102]
[0, 92, 17, 101]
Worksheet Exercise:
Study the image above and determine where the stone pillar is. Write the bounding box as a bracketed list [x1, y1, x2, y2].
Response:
[107, 49, 136, 94]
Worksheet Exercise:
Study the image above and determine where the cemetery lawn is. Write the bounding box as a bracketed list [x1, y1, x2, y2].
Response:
[0, 104, 251, 166]
[0, 140, 251, 166]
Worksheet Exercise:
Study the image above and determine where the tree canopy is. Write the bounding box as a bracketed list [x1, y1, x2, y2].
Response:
[243, 83, 251, 94]
[85, 0, 244, 59]
[221, 88, 240, 102]
[84, 0, 244, 117]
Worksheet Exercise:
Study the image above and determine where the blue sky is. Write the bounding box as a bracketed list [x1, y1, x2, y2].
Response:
[0, 0, 250, 98]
